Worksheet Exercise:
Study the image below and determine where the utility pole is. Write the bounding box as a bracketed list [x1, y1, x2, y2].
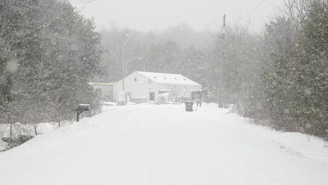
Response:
[122, 34, 132, 91]
[219, 14, 227, 108]
[222, 14, 227, 39]
[223, 14, 231, 106]
[223, 14, 226, 28]
[122, 45, 125, 91]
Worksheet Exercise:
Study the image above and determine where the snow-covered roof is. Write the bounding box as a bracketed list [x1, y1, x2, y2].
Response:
[137, 71, 201, 86]
[88, 82, 114, 86]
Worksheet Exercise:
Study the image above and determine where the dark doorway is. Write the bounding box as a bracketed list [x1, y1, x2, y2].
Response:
[149, 92, 155, 101]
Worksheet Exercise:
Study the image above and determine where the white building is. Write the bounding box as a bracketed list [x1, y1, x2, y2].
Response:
[113, 71, 202, 104]
[88, 82, 114, 101]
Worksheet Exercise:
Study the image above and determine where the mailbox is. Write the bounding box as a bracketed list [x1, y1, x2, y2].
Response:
[75, 104, 90, 122]
[77, 104, 90, 111]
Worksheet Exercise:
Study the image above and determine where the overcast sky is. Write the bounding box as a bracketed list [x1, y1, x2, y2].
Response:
[70, 0, 285, 32]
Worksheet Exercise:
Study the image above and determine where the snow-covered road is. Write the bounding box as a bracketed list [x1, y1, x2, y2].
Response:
[1, 104, 328, 185]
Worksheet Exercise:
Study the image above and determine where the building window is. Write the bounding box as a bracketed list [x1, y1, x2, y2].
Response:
[134, 78, 137, 82]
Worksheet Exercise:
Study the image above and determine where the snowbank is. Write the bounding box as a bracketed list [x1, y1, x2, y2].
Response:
[0, 122, 72, 138]
[102, 101, 118, 106]
[36, 123, 57, 134]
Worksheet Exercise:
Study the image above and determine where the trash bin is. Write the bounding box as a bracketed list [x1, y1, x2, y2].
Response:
[185, 101, 193, 112]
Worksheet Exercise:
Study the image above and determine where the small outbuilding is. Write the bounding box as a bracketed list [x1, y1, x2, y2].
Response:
[88, 82, 114, 101]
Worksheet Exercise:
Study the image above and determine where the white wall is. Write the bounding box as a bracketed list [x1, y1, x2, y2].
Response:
[113, 80, 122, 102]
[113, 72, 159, 102]
[148, 79, 159, 102]
[125, 72, 150, 101]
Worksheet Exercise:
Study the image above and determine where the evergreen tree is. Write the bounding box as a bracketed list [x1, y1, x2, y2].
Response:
[0, 0, 103, 124]
[296, 0, 328, 136]
[261, 16, 300, 131]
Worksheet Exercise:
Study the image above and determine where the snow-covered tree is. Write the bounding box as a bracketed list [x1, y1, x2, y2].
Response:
[260, 0, 328, 137]
[295, 0, 328, 136]
[0, 0, 103, 125]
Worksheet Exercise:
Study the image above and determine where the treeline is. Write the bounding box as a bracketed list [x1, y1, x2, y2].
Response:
[260, 0, 328, 137]
[0, 0, 103, 126]
[99, 0, 327, 138]
[98, 23, 213, 88]
[212, 0, 328, 138]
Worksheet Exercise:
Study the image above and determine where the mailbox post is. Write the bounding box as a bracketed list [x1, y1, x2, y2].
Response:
[75, 104, 90, 122]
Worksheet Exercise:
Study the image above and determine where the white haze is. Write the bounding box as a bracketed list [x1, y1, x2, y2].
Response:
[70, 0, 285, 32]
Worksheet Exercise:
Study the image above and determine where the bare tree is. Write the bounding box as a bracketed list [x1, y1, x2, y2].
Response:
[282, 0, 310, 29]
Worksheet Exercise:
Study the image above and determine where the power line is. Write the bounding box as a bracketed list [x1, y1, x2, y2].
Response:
[70, 0, 95, 3]
[226, 0, 255, 15]
[229, 0, 268, 23]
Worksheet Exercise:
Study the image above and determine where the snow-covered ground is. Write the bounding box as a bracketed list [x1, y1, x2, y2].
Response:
[1, 104, 327, 185]
[0, 121, 74, 139]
